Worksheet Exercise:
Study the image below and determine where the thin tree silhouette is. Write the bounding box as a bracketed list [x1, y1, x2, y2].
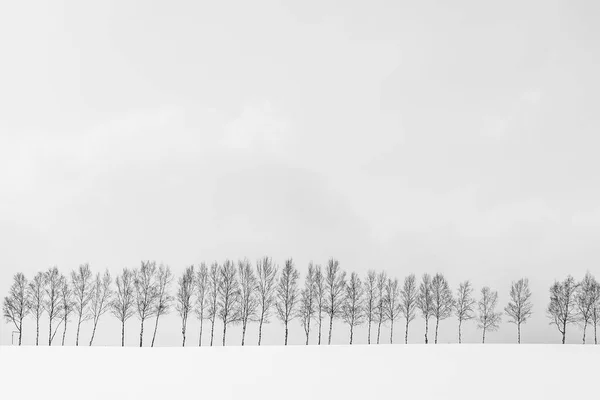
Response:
[547, 275, 579, 344]
[176, 265, 195, 347]
[151, 264, 173, 348]
[324, 258, 346, 345]
[71, 264, 93, 346]
[454, 280, 476, 344]
[342, 272, 364, 345]
[238, 258, 258, 346]
[2, 273, 29, 346]
[504, 278, 533, 344]
[400, 274, 417, 344]
[477, 286, 502, 344]
[275, 259, 299, 346]
[89, 270, 112, 346]
[256, 256, 278, 346]
[111, 268, 135, 347]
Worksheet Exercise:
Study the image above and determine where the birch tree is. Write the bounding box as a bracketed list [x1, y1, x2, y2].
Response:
[384, 278, 401, 344]
[237, 258, 258, 346]
[400, 274, 417, 344]
[59, 275, 74, 346]
[176, 265, 195, 347]
[342, 272, 364, 345]
[134, 261, 159, 347]
[416, 273, 434, 344]
[547, 275, 579, 344]
[431, 273, 454, 344]
[44, 267, 64, 346]
[455, 280, 476, 344]
[504, 278, 533, 344]
[2, 273, 29, 346]
[313, 264, 325, 345]
[195, 263, 208, 346]
[111, 268, 136, 347]
[575, 272, 596, 344]
[71, 264, 93, 346]
[206, 262, 220, 346]
[275, 259, 299, 345]
[364, 271, 377, 344]
[477, 286, 502, 344]
[255, 257, 277, 346]
[218, 260, 240, 346]
[28, 272, 44, 346]
[298, 263, 317, 345]
[324, 258, 346, 345]
[151, 264, 173, 347]
[375, 271, 387, 344]
[89, 270, 112, 346]
[590, 280, 600, 344]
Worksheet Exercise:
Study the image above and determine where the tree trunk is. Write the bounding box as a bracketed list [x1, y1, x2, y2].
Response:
[49, 318, 53, 346]
[210, 318, 216, 346]
[458, 320, 462, 344]
[19, 319, 23, 346]
[482, 327, 486, 344]
[562, 321, 567, 344]
[390, 319, 394, 344]
[349, 325, 353, 345]
[36, 318, 40, 346]
[76, 314, 83, 346]
[318, 315, 322, 345]
[151, 315, 160, 348]
[241, 319, 247, 346]
[328, 315, 333, 345]
[424, 318, 429, 344]
[377, 320, 382, 344]
[583, 322, 587, 344]
[435, 317, 439, 344]
[139, 318, 145, 347]
[518, 322, 521, 344]
[223, 322, 227, 347]
[306, 317, 311, 346]
[89, 319, 99, 346]
[405, 319, 409, 344]
[62, 318, 68, 346]
[199, 318, 204, 347]
[595, 323, 597, 345]
[284, 322, 289, 346]
[258, 317, 263, 346]
[122, 320, 125, 347]
[368, 320, 372, 345]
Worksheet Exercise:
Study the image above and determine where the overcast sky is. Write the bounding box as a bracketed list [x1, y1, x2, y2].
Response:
[1, 0, 600, 346]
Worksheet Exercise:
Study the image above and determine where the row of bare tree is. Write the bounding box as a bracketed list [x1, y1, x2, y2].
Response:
[2, 260, 597, 346]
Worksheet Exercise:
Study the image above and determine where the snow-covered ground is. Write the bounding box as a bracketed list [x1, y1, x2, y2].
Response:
[0, 345, 596, 399]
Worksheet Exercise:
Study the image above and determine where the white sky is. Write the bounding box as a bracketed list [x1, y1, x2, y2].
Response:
[1, 0, 600, 346]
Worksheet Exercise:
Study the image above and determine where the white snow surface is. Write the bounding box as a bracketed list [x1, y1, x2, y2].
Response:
[0, 344, 595, 399]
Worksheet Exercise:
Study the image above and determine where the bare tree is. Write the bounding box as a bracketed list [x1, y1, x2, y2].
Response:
[576, 272, 596, 344]
[504, 278, 533, 344]
[256, 256, 278, 346]
[298, 263, 317, 345]
[313, 265, 325, 345]
[45, 267, 64, 346]
[133, 261, 159, 347]
[28, 272, 45, 346]
[547, 275, 579, 344]
[2, 273, 29, 346]
[324, 258, 346, 345]
[590, 280, 600, 345]
[276, 259, 300, 345]
[342, 272, 364, 345]
[176, 265, 195, 347]
[89, 270, 112, 346]
[71, 264, 93, 346]
[400, 274, 418, 344]
[431, 273, 454, 344]
[477, 286, 502, 344]
[195, 263, 208, 346]
[375, 271, 387, 344]
[218, 260, 240, 346]
[59, 275, 74, 346]
[206, 262, 220, 346]
[364, 271, 377, 344]
[111, 268, 136, 347]
[384, 278, 401, 344]
[237, 259, 258, 346]
[455, 280, 476, 344]
[151, 264, 173, 347]
[416, 273, 434, 344]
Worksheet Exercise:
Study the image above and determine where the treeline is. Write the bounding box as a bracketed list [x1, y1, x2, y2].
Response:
[2, 258, 599, 346]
